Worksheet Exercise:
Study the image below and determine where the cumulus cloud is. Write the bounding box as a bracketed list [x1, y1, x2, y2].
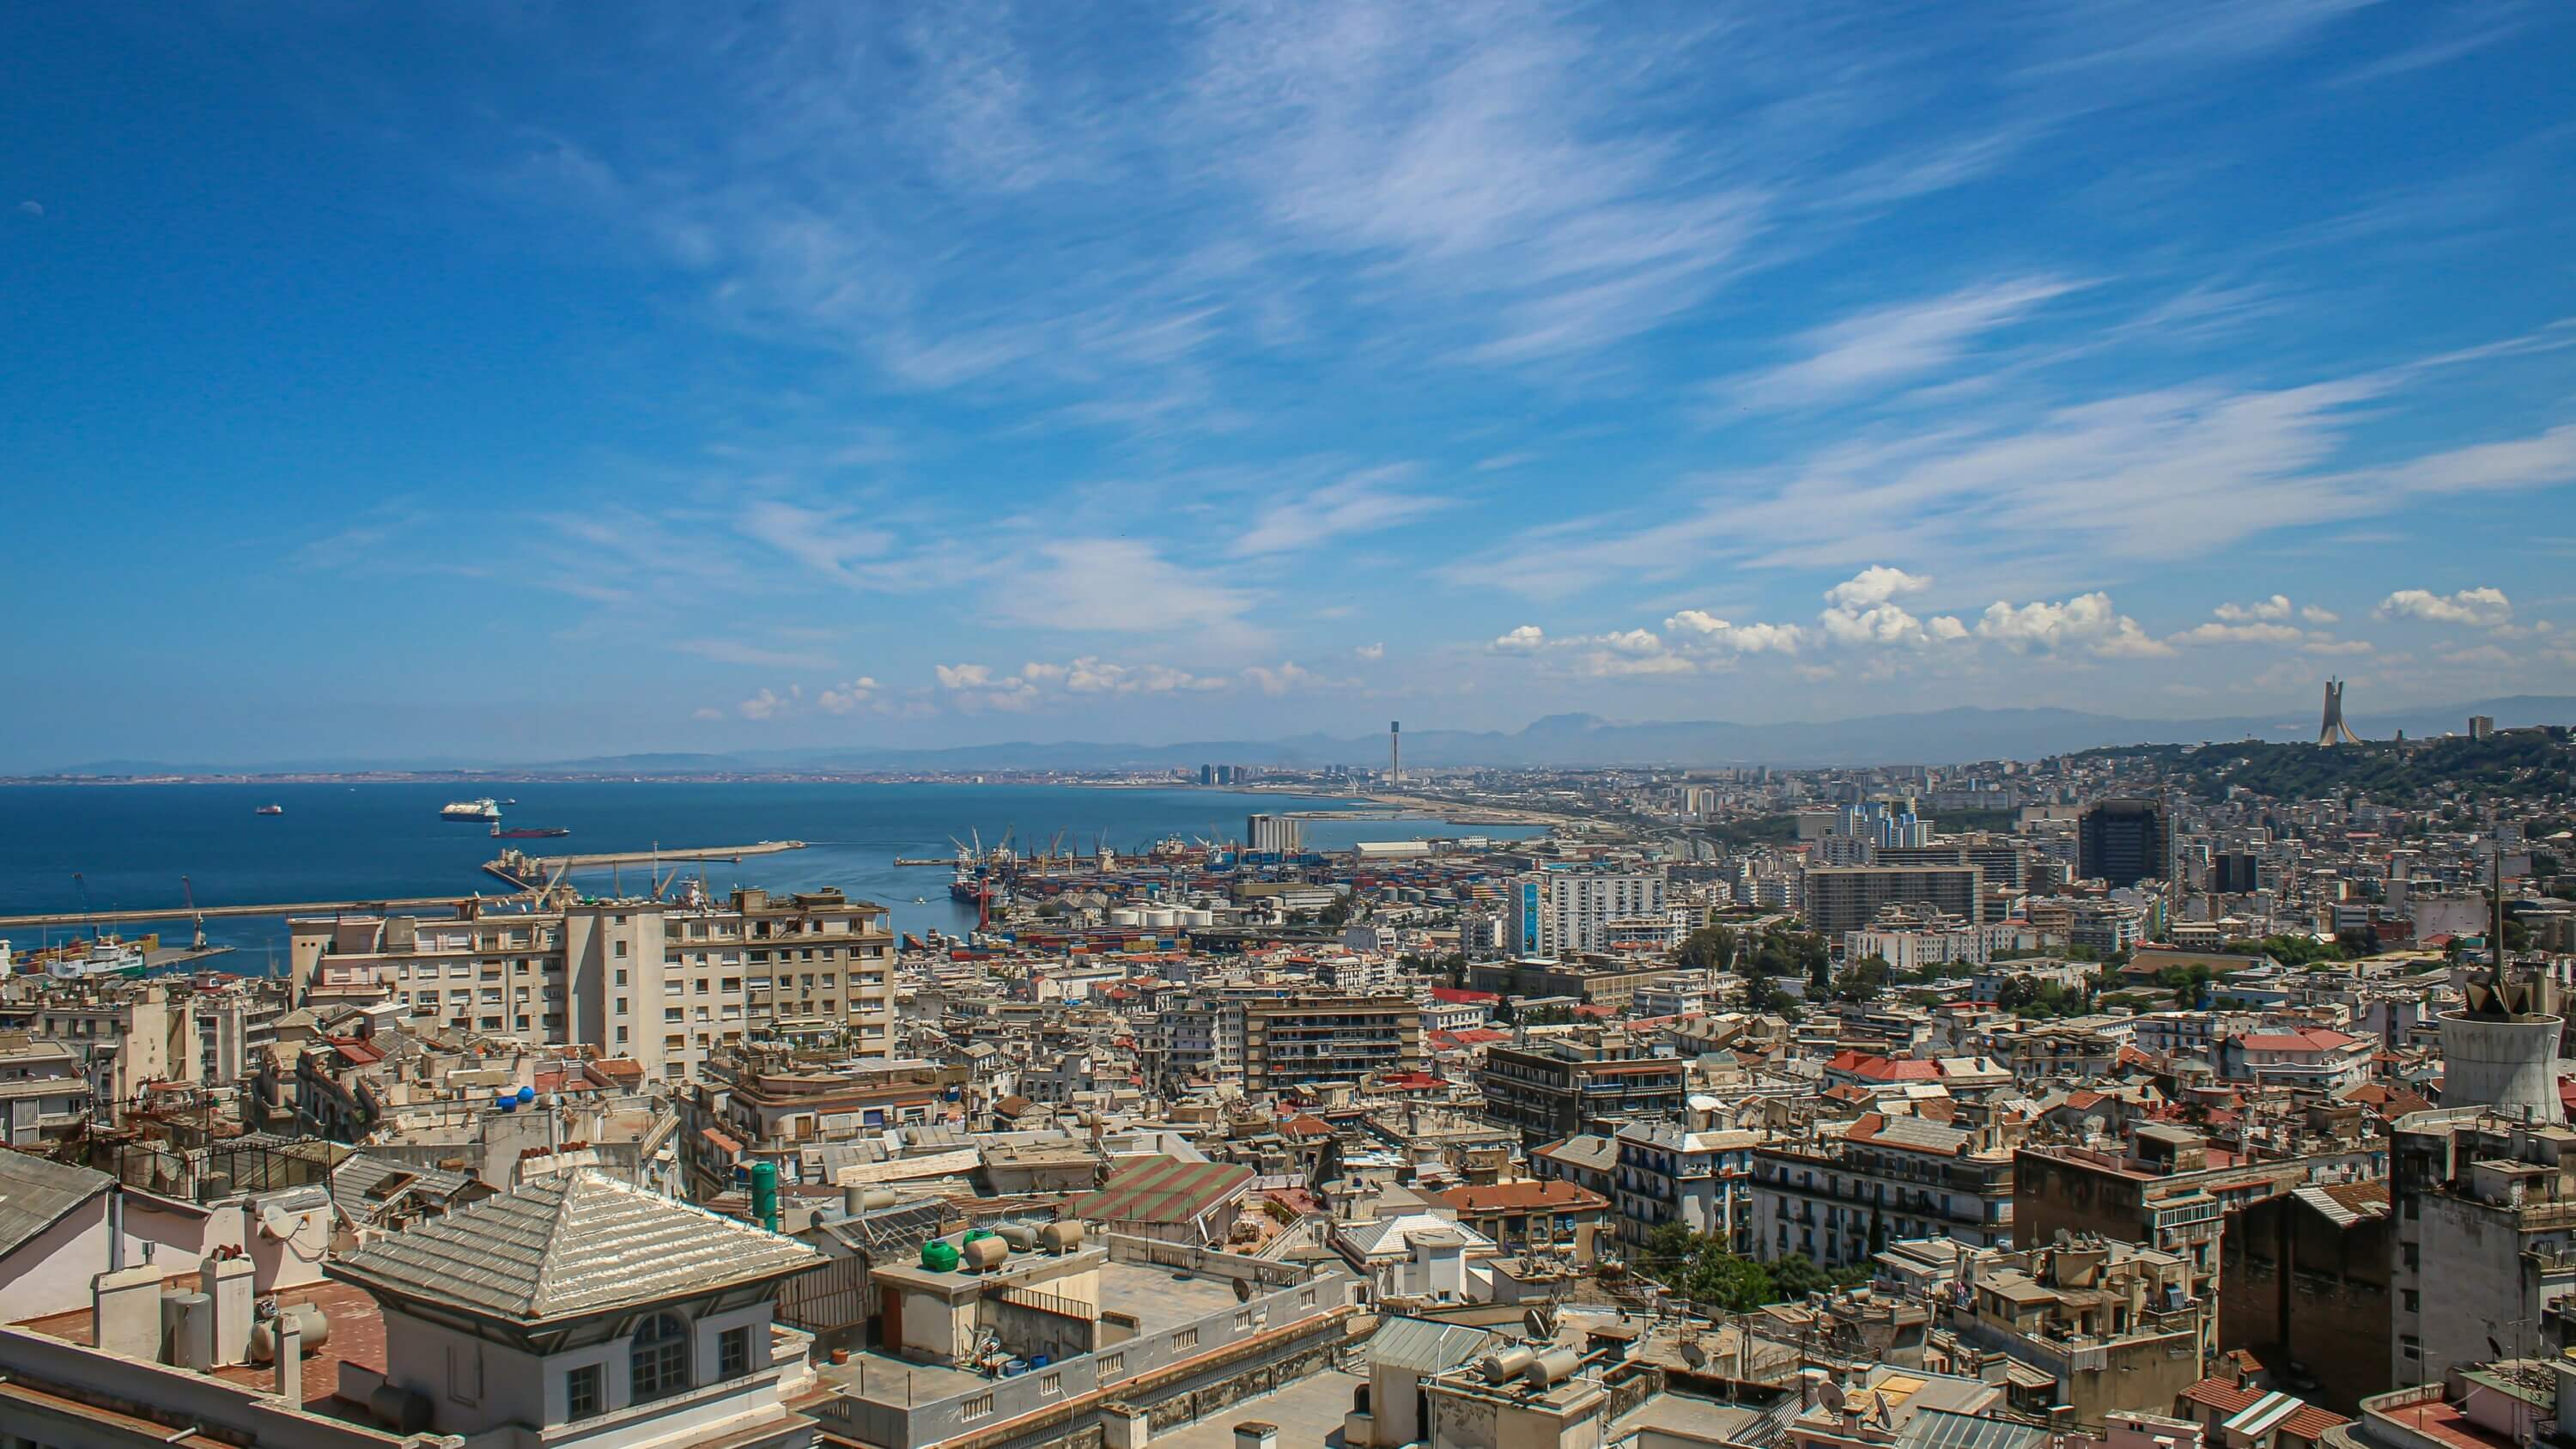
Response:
[1594, 629, 1665, 658]
[1489, 624, 1546, 654]
[692, 707, 724, 721]
[1824, 566, 1931, 610]
[934, 662, 995, 689]
[738, 685, 799, 721]
[1353, 642, 1385, 661]
[1580, 650, 1696, 677]
[2377, 587, 2512, 626]
[1041, 657, 1225, 695]
[1817, 567, 1962, 648]
[2171, 620, 2305, 645]
[1663, 611, 1807, 654]
[2301, 638, 2374, 656]
[1975, 593, 2168, 655]
[2213, 594, 2293, 622]
[2301, 605, 2341, 624]
[817, 677, 883, 714]
[1242, 661, 1357, 695]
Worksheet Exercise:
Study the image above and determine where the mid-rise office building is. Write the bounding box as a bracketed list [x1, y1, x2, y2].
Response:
[1474, 1031, 1687, 1143]
[2081, 798, 2171, 886]
[1802, 864, 1985, 940]
[1504, 871, 1665, 959]
[1241, 995, 1421, 1091]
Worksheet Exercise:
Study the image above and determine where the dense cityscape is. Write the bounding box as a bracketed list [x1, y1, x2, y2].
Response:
[12, 3, 2576, 1447]
[0, 692, 2572, 1449]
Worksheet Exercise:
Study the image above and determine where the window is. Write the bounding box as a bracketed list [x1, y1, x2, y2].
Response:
[615, 969, 628, 985]
[720, 1325, 750, 1378]
[630, 1313, 690, 1403]
[614, 940, 629, 958]
[963, 1393, 995, 1420]
[567, 1363, 602, 1420]
[448, 1342, 483, 1404]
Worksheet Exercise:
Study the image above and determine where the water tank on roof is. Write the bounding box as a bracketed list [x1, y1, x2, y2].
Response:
[922, 1239, 961, 1272]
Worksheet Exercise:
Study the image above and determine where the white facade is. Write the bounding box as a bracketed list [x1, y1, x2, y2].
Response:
[1505, 873, 1666, 959]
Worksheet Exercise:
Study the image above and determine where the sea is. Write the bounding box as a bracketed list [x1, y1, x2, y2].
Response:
[0, 782, 1541, 970]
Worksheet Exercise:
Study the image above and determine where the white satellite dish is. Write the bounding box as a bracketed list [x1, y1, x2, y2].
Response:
[1819, 1379, 1847, 1415]
[258, 1205, 298, 1240]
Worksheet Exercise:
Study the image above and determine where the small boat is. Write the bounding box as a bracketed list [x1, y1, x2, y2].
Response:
[255, 804, 284, 816]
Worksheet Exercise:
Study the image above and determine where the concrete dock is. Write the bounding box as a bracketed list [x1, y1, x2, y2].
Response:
[483, 839, 808, 888]
[0, 842, 810, 932]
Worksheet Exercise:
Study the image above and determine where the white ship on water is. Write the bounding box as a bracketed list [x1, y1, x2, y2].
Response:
[440, 797, 502, 821]
[45, 938, 148, 981]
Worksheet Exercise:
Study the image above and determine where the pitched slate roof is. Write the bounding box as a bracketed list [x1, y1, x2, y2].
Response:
[0, 1150, 112, 1258]
[327, 1168, 820, 1324]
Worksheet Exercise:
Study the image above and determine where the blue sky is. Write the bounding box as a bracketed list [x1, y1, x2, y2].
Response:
[6, 1, 2575, 766]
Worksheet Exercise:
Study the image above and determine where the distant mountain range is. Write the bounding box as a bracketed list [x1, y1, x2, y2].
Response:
[36, 695, 2576, 777]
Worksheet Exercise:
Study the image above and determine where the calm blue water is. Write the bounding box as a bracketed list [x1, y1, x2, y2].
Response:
[0, 782, 1536, 965]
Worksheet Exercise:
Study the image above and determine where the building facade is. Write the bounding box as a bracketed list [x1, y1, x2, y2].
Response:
[291, 887, 896, 1082]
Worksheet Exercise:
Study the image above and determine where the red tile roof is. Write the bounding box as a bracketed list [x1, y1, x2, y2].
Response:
[1825, 1050, 1940, 1081]
[1434, 1180, 1610, 1215]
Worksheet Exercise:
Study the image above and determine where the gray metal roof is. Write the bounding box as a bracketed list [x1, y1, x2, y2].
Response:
[817, 1199, 953, 1257]
[0, 1150, 112, 1258]
[329, 1168, 821, 1324]
[1369, 1316, 1498, 1375]
[330, 1154, 476, 1217]
[1897, 1408, 2048, 1449]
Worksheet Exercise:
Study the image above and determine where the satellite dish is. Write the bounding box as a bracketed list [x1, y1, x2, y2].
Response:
[1820, 1379, 1848, 1415]
[258, 1205, 297, 1239]
[1523, 1306, 1557, 1339]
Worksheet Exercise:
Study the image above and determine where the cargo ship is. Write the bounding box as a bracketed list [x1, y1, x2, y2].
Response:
[255, 803, 284, 815]
[440, 798, 502, 821]
[491, 824, 571, 839]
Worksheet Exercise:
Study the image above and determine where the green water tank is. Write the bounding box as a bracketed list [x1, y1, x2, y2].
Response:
[922, 1239, 962, 1272]
[749, 1161, 781, 1233]
[963, 1228, 993, 1244]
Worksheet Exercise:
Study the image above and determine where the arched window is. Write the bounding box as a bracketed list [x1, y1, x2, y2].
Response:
[630, 1313, 690, 1403]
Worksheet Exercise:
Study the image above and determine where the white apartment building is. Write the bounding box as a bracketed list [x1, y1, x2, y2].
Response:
[1505, 872, 1666, 959]
[290, 886, 895, 1082]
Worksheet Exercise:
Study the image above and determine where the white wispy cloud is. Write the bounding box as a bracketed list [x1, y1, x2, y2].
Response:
[983, 539, 1264, 645]
[674, 638, 838, 669]
[1723, 277, 2082, 411]
[1228, 466, 1452, 557]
